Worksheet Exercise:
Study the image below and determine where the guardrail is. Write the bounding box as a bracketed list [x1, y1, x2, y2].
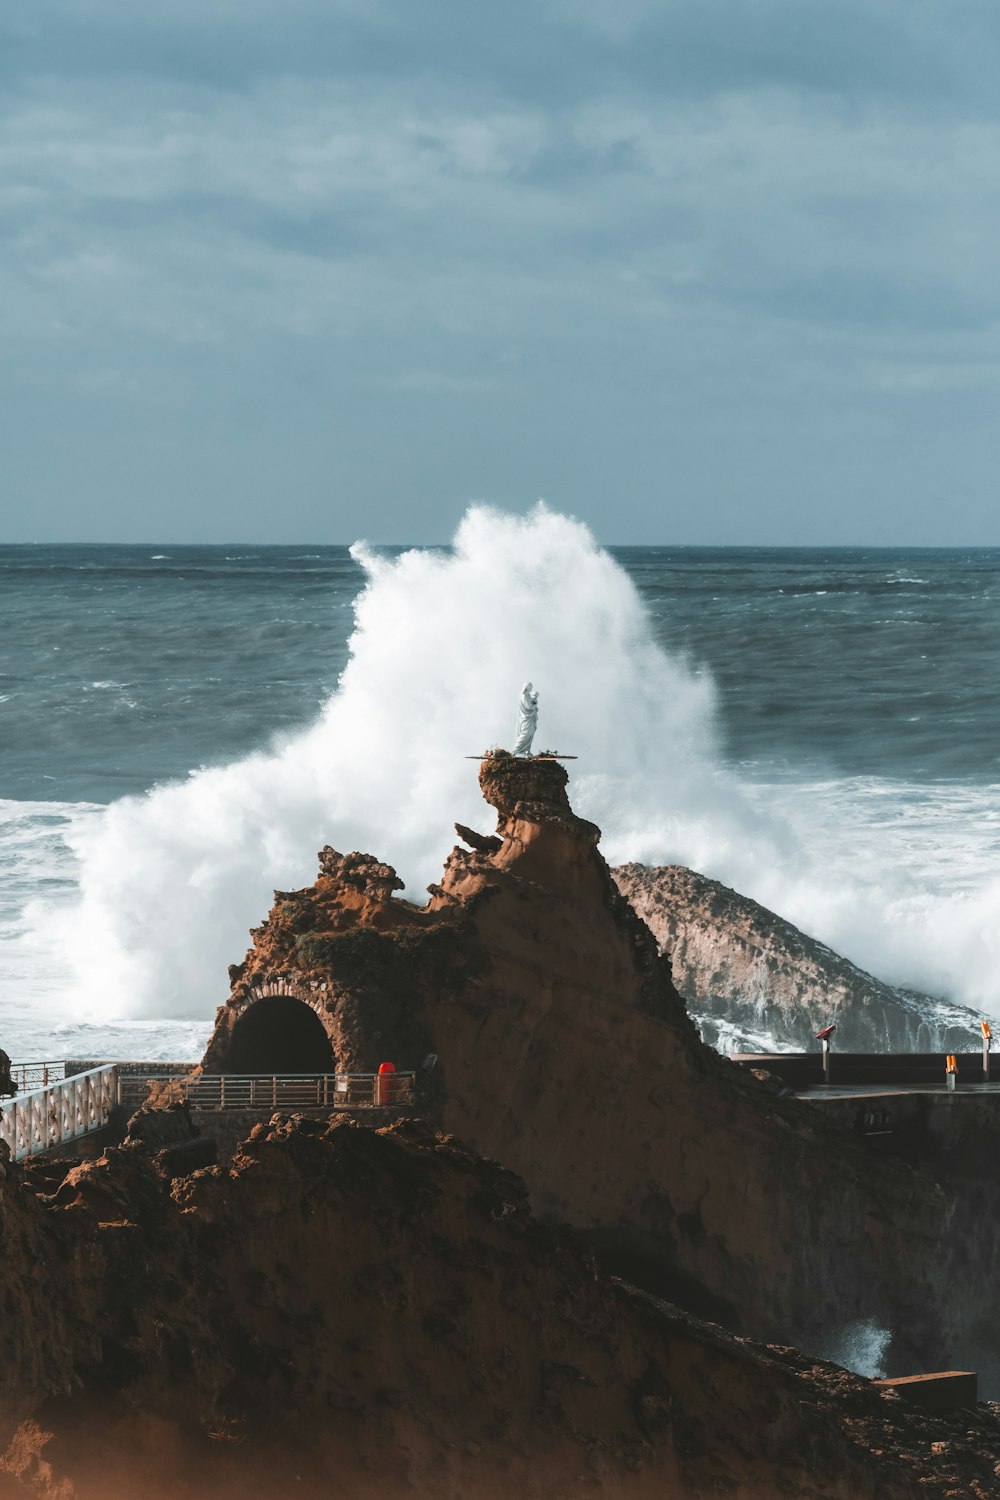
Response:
[0, 1066, 119, 1163]
[146, 1072, 416, 1111]
[6, 1060, 69, 1094]
[733, 1052, 996, 1089]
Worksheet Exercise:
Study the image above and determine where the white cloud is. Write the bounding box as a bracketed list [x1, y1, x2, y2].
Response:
[3, 0, 1000, 540]
[4, 75, 998, 353]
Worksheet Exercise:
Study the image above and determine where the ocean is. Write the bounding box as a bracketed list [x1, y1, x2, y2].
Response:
[4, 509, 1000, 1063]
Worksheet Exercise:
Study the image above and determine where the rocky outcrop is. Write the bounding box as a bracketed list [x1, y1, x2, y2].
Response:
[3, 1117, 1000, 1500]
[613, 863, 982, 1054]
[454, 821, 501, 856]
[199, 753, 987, 1375]
[202, 846, 441, 1078]
[6, 755, 1000, 1496]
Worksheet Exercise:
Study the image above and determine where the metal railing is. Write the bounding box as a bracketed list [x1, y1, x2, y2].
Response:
[146, 1072, 416, 1111]
[0, 1065, 119, 1163]
[6, 1060, 69, 1095]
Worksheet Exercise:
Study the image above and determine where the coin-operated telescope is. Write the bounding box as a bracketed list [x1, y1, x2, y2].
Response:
[815, 1023, 836, 1085]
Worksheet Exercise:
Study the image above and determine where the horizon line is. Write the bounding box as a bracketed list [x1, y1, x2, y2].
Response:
[5, 540, 1000, 551]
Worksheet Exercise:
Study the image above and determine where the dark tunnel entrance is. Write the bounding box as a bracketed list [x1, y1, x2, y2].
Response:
[225, 996, 336, 1074]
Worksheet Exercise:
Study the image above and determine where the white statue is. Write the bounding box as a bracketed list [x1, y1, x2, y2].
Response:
[513, 682, 539, 756]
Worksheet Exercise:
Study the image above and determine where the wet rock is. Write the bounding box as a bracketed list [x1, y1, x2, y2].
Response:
[614, 862, 981, 1054]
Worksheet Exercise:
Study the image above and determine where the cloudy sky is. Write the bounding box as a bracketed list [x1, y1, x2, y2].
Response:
[3, 0, 1000, 544]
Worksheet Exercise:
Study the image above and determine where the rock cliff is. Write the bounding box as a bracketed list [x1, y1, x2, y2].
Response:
[200, 753, 985, 1371]
[5, 754, 1000, 1496]
[3, 1118, 1000, 1500]
[613, 863, 981, 1054]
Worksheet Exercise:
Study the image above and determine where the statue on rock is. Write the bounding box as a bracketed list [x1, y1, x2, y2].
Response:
[513, 682, 539, 756]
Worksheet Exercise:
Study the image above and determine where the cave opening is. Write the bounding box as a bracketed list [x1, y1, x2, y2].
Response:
[224, 996, 336, 1074]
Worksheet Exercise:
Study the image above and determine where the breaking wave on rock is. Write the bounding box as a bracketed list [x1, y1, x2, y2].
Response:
[24, 504, 1000, 1030]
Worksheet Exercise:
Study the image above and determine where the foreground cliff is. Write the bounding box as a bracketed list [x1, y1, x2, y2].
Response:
[202, 753, 989, 1371]
[2, 1117, 1000, 1500]
[614, 863, 981, 1054]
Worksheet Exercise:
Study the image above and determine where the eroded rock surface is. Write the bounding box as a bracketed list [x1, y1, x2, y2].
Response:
[613, 862, 982, 1054]
[200, 753, 984, 1371]
[5, 754, 1000, 1496]
[3, 1116, 1000, 1500]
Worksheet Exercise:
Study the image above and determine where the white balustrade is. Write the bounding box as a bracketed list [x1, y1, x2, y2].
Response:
[0, 1064, 415, 1161]
[0, 1066, 119, 1163]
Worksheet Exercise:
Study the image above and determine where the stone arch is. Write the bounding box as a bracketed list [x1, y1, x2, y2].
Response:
[223, 982, 337, 1074]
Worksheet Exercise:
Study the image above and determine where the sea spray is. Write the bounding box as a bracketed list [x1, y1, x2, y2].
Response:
[38, 506, 786, 1018]
[19, 504, 1000, 1028]
[819, 1319, 892, 1380]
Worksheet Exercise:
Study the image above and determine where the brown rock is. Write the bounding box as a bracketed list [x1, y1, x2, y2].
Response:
[454, 822, 502, 856]
[197, 753, 980, 1373]
[3, 1115, 1000, 1499]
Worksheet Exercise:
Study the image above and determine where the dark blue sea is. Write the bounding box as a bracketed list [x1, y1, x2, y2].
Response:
[3, 519, 1000, 1060]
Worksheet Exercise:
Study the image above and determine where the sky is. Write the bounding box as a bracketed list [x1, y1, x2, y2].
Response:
[3, 0, 1000, 545]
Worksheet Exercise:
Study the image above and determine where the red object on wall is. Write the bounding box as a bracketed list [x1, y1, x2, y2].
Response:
[376, 1060, 397, 1106]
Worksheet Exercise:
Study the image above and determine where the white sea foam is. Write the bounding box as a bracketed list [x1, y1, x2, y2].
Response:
[817, 1319, 892, 1378]
[10, 504, 1000, 1035]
